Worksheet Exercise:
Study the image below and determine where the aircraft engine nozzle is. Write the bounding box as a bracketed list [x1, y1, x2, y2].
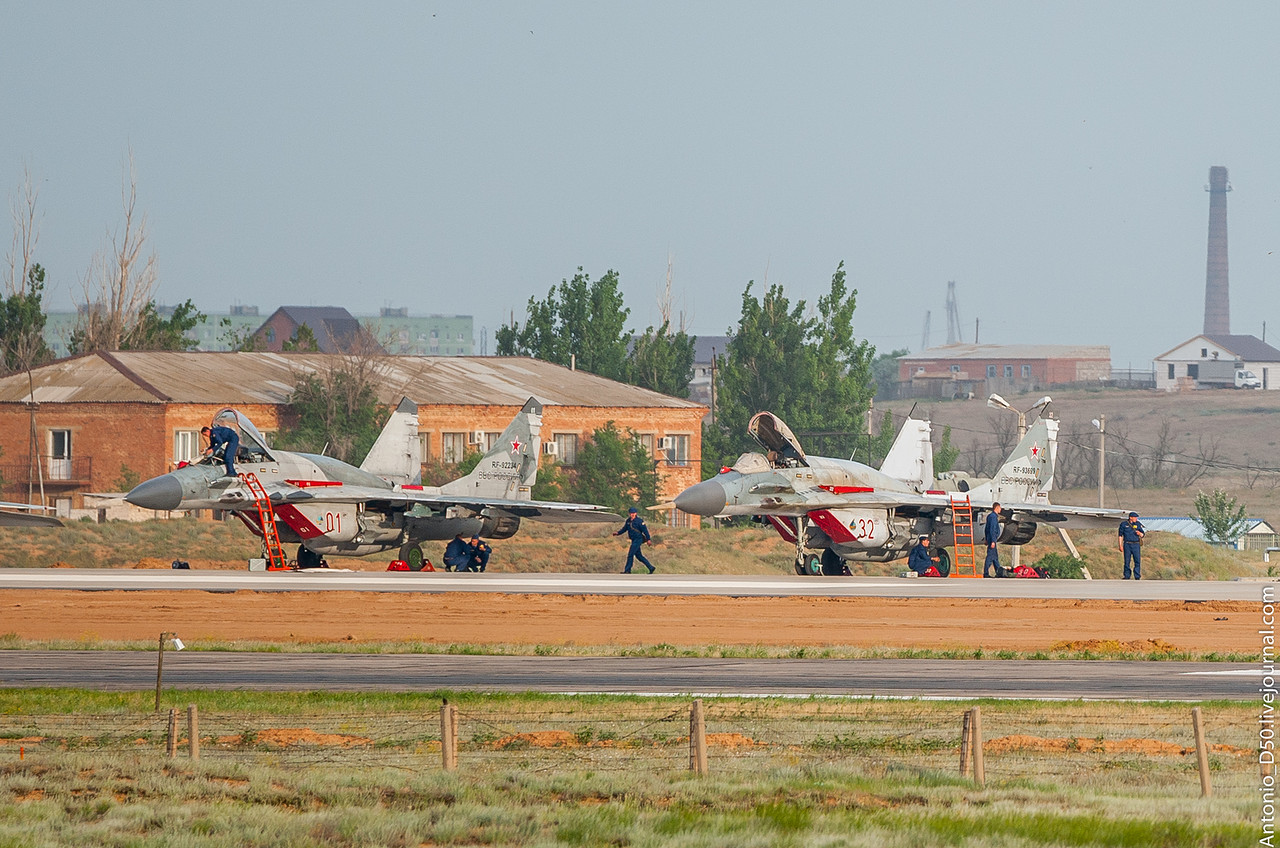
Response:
[125, 475, 184, 511]
[673, 479, 727, 517]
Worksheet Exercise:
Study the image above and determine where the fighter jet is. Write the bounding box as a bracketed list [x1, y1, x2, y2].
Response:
[125, 397, 618, 569]
[674, 409, 1126, 575]
[0, 501, 63, 528]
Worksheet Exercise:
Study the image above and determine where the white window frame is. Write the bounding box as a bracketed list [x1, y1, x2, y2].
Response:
[48, 429, 72, 480]
[553, 433, 579, 466]
[174, 429, 202, 464]
[664, 433, 691, 466]
[441, 432, 468, 464]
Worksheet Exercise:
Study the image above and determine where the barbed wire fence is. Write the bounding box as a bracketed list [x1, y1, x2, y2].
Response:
[0, 700, 1262, 797]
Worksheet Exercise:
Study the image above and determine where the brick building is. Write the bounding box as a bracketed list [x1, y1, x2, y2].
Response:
[0, 351, 706, 525]
[251, 306, 385, 353]
[896, 344, 1111, 399]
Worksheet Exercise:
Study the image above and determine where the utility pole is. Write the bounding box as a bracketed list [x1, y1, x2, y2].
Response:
[1094, 415, 1106, 509]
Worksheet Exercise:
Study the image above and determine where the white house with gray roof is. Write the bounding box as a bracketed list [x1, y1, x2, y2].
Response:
[1154, 334, 1280, 391]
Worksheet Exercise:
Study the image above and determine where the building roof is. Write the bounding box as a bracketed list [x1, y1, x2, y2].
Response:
[1154, 334, 1280, 362]
[1138, 516, 1274, 542]
[0, 351, 705, 409]
[900, 343, 1110, 362]
[255, 306, 384, 354]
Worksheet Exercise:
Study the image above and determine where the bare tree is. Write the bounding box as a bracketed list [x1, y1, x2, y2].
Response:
[5, 165, 39, 297]
[71, 152, 158, 353]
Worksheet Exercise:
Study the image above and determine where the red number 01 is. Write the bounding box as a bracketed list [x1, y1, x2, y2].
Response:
[324, 512, 341, 533]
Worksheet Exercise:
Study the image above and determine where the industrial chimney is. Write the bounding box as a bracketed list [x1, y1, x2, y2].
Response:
[1203, 165, 1231, 335]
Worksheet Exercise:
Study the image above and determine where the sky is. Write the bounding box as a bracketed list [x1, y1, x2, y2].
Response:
[3, 2, 1279, 367]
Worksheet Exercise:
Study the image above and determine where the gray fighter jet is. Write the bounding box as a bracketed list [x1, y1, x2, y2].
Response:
[125, 397, 618, 569]
[675, 410, 1126, 575]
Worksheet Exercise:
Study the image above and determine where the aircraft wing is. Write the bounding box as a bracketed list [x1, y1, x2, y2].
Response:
[0, 501, 64, 528]
[717, 488, 1126, 528]
[205, 481, 621, 523]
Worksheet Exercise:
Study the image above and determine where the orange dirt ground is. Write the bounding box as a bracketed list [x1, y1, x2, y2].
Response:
[0, 589, 1259, 654]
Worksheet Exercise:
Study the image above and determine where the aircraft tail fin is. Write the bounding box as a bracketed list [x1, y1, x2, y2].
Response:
[969, 417, 1058, 505]
[878, 417, 933, 491]
[440, 397, 542, 499]
[360, 397, 422, 485]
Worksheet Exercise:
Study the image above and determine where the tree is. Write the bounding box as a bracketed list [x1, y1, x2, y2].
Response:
[119, 299, 205, 351]
[219, 317, 262, 351]
[282, 323, 319, 352]
[70, 153, 161, 354]
[274, 357, 391, 464]
[871, 348, 909, 399]
[711, 262, 876, 464]
[1193, 488, 1249, 547]
[933, 425, 959, 475]
[496, 268, 631, 381]
[3, 167, 52, 375]
[627, 320, 696, 397]
[566, 423, 658, 514]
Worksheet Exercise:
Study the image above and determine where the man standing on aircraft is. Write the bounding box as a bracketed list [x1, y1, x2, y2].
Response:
[983, 503, 1003, 578]
[907, 536, 940, 576]
[1118, 511, 1145, 580]
[615, 507, 655, 574]
[202, 425, 239, 478]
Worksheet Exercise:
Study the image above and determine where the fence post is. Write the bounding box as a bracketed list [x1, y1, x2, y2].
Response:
[166, 708, 178, 758]
[441, 701, 457, 772]
[971, 706, 985, 787]
[154, 633, 166, 712]
[689, 699, 708, 775]
[188, 704, 200, 761]
[959, 709, 973, 778]
[1192, 707, 1212, 798]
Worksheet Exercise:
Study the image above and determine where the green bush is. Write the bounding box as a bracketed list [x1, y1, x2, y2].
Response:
[1032, 551, 1087, 579]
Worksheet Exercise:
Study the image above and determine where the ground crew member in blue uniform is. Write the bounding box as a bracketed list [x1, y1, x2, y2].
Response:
[907, 536, 940, 576]
[467, 535, 492, 572]
[983, 502, 1003, 578]
[1118, 511, 1145, 580]
[615, 507, 655, 573]
[203, 425, 239, 477]
[443, 534, 472, 571]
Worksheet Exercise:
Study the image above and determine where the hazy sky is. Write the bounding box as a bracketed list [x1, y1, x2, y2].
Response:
[3, 2, 1278, 366]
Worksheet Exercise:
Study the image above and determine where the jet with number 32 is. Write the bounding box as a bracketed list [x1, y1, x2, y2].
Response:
[674, 410, 1126, 575]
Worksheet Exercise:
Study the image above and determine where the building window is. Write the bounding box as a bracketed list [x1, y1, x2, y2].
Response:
[174, 430, 202, 463]
[668, 509, 691, 528]
[986, 365, 997, 378]
[1021, 364, 1032, 378]
[664, 434, 690, 466]
[1002, 365, 1013, 378]
[554, 433, 578, 466]
[1168, 364, 1175, 380]
[638, 433, 656, 456]
[1201, 348, 1207, 357]
[266, 327, 276, 344]
[1187, 364, 1199, 380]
[48, 429, 72, 480]
[483, 432, 501, 451]
[419, 433, 431, 461]
[950, 364, 961, 373]
[441, 432, 468, 463]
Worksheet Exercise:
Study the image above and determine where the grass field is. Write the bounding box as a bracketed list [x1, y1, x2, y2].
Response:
[0, 691, 1263, 847]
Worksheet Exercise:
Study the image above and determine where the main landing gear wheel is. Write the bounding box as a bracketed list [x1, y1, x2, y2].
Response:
[935, 547, 952, 577]
[399, 542, 427, 572]
[297, 545, 322, 569]
[797, 552, 823, 576]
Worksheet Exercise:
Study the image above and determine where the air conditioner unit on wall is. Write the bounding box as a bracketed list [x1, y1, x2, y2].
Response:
[659, 436, 676, 451]
[470, 430, 484, 444]
[543, 442, 558, 456]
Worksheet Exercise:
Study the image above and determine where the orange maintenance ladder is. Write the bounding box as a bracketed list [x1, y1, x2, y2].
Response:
[949, 494, 980, 578]
[239, 472, 288, 571]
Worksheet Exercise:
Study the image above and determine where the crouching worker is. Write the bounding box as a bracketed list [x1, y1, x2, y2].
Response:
[908, 535, 942, 577]
[467, 535, 491, 572]
[443, 534, 472, 572]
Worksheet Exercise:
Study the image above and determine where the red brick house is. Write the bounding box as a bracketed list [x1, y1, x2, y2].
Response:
[0, 351, 706, 525]
[896, 344, 1111, 398]
[251, 306, 384, 353]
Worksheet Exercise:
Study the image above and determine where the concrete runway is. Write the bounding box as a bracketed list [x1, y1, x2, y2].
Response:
[0, 568, 1269, 601]
[0, 651, 1258, 700]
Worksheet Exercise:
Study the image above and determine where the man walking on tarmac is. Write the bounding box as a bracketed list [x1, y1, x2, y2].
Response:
[983, 502, 1003, 578]
[1118, 511, 1145, 579]
[615, 507, 655, 574]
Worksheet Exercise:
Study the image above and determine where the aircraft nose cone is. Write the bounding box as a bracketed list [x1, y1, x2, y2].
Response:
[125, 475, 183, 511]
[674, 479, 727, 517]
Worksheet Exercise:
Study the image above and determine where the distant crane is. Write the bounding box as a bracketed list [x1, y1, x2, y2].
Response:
[920, 310, 932, 351]
[945, 281, 963, 345]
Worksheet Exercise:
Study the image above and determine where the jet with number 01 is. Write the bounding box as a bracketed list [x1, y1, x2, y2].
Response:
[125, 397, 619, 569]
[674, 409, 1126, 575]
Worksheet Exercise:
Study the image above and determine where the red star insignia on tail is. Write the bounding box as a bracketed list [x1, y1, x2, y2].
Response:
[511, 440, 522, 454]
[1030, 442, 1040, 458]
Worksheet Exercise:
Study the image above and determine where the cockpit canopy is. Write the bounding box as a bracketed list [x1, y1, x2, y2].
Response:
[210, 408, 275, 463]
[730, 453, 774, 474]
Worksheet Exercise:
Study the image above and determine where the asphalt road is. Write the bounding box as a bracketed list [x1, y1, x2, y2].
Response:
[0, 569, 1269, 601]
[0, 651, 1258, 701]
